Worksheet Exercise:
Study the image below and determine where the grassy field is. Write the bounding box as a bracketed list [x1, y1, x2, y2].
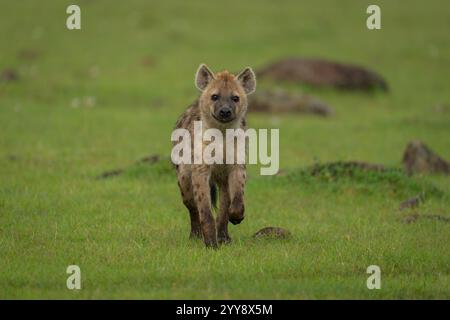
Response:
[0, 0, 449, 299]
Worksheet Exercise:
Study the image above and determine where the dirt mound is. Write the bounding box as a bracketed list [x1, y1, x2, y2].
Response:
[257, 58, 388, 91]
[310, 161, 386, 176]
[249, 89, 333, 117]
[402, 140, 449, 175]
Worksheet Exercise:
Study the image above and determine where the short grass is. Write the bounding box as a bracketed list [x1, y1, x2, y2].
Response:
[0, 0, 449, 299]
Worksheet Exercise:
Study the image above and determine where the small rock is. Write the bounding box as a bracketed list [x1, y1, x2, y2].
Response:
[399, 194, 423, 211]
[402, 140, 449, 175]
[253, 227, 291, 239]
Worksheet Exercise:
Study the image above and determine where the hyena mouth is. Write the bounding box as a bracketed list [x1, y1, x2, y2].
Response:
[212, 113, 235, 124]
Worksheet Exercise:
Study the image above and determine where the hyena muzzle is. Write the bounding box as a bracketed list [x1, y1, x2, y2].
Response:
[173, 64, 256, 248]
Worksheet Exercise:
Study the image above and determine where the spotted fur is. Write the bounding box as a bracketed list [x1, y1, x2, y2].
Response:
[173, 64, 256, 248]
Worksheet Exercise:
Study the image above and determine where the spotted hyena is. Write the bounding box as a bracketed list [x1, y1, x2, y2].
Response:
[173, 64, 256, 248]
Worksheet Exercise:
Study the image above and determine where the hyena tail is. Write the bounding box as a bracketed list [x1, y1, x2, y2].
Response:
[210, 183, 218, 209]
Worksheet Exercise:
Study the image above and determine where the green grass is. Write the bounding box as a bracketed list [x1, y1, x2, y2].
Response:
[0, 0, 449, 299]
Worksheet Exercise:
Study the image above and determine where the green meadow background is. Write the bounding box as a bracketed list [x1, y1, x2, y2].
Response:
[0, 0, 449, 298]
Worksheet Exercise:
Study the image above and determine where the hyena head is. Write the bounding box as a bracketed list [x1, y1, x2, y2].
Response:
[195, 64, 256, 128]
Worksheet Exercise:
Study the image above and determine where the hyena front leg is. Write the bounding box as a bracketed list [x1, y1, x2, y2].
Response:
[217, 182, 231, 244]
[228, 166, 246, 225]
[177, 172, 201, 239]
[192, 172, 217, 248]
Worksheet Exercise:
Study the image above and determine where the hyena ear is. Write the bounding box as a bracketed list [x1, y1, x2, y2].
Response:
[237, 67, 256, 95]
[195, 64, 215, 91]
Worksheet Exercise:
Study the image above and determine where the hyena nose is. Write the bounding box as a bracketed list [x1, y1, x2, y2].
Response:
[219, 107, 232, 119]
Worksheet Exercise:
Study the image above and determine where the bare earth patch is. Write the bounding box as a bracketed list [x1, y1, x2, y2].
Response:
[257, 58, 388, 91]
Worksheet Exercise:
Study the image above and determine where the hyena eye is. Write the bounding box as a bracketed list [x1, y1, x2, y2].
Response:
[211, 94, 219, 101]
[231, 95, 240, 102]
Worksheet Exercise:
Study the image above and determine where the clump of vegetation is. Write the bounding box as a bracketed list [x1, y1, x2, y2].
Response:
[277, 162, 444, 200]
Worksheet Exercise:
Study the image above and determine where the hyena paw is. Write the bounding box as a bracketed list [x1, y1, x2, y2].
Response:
[218, 234, 232, 245]
[229, 198, 245, 225]
[204, 238, 218, 249]
[228, 207, 245, 225]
